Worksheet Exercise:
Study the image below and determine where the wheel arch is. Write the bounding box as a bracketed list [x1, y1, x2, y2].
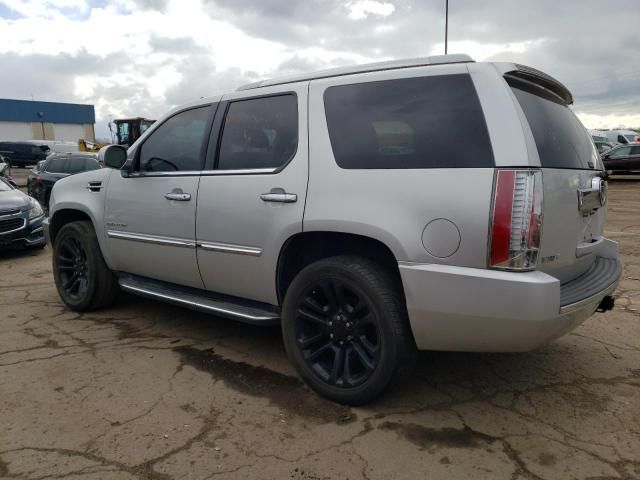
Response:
[276, 231, 405, 304]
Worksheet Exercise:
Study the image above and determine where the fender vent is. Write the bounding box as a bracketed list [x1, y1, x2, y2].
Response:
[86, 181, 102, 192]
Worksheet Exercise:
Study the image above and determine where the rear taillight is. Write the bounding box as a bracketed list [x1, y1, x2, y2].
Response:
[489, 169, 543, 271]
[35, 176, 41, 188]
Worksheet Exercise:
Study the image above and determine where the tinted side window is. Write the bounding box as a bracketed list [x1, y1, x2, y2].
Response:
[46, 158, 66, 173]
[611, 146, 632, 157]
[630, 146, 640, 156]
[509, 79, 597, 169]
[139, 107, 210, 172]
[217, 94, 298, 170]
[323, 74, 494, 169]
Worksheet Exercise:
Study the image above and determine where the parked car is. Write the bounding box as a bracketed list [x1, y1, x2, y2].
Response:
[601, 143, 640, 174]
[604, 129, 640, 145]
[30, 153, 100, 209]
[45, 56, 621, 404]
[594, 141, 614, 154]
[27, 160, 46, 196]
[0, 176, 45, 249]
[0, 141, 47, 168]
[0, 154, 13, 181]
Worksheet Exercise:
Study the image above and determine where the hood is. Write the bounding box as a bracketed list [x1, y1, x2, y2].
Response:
[0, 188, 31, 212]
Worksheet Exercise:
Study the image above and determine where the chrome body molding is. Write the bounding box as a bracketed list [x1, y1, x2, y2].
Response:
[124, 168, 277, 178]
[107, 230, 262, 256]
[196, 241, 262, 256]
[106, 230, 196, 248]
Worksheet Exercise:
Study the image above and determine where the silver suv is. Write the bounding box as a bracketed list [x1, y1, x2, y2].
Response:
[45, 55, 622, 404]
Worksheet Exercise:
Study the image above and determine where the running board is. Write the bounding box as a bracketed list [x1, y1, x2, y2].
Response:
[117, 273, 280, 325]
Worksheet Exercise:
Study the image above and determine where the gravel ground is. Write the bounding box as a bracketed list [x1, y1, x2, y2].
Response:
[0, 178, 639, 480]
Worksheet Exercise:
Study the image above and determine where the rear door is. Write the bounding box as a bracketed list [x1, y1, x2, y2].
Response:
[507, 76, 607, 283]
[195, 85, 308, 305]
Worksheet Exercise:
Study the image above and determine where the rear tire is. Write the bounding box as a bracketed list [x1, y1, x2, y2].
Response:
[52, 220, 119, 311]
[281, 255, 415, 405]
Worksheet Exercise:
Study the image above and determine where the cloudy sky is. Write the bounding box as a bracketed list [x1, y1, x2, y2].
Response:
[0, 0, 638, 139]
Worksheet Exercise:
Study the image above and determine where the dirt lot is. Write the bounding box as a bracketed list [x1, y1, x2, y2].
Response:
[1, 178, 639, 480]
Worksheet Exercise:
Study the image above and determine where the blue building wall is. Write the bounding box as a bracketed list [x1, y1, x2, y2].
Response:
[0, 98, 95, 124]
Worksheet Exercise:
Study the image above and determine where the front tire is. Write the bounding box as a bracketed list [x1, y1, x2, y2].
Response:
[282, 255, 415, 405]
[52, 220, 119, 311]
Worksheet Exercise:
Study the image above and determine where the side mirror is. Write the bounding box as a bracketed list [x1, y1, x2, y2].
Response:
[99, 145, 128, 170]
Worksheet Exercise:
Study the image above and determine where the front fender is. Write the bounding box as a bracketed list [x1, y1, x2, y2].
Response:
[50, 168, 115, 267]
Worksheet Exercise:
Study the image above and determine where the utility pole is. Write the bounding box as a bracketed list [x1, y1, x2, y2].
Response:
[445, 0, 449, 55]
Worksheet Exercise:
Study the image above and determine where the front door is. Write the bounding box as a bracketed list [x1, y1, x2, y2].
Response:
[103, 105, 214, 289]
[196, 86, 308, 305]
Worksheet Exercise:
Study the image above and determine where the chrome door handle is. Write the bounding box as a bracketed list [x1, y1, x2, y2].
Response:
[260, 192, 297, 203]
[165, 192, 191, 201]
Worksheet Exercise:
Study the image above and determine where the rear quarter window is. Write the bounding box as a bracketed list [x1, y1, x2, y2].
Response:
[323, 74, 494, 169]
[508, 79, 598, 169]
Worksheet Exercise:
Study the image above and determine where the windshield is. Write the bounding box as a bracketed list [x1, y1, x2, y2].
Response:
[624, 134, 638, 142]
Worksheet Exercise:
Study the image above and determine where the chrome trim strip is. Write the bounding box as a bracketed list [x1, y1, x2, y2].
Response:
[30, 226, 44, 234]
[106, 230, 196, 248]
[118, 282, 278, 321]
[202, 168, 276, 176]
[559, 278, 619, 315]
[0, 218, 26, 235]
[197, 241, 262, 256]
[125, 168, 277, 178]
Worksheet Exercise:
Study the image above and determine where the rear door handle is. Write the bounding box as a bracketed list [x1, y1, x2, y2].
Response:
[165, 192, 191, 201]
[260, 192, 297, 203]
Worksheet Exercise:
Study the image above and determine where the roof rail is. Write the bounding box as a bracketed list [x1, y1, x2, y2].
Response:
[237, 54, 474, 91]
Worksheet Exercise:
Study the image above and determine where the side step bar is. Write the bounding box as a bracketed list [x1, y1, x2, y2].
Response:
[117, 273, 280, 325]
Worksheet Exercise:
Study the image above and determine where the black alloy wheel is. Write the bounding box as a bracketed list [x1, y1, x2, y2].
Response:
[52, 220, 119, 311]
[296, 278, 381, 388]
[282, 256, 415, 405]
[56, 236, 90, 301]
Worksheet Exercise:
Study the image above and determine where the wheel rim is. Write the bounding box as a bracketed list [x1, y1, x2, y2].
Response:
[56, 237, 89, 300]
[295, 279, 380, 388]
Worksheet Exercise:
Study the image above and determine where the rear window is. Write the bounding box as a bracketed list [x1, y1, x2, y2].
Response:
[46, 158, 66, 173]
[323, 74, 494, 169]
[508, 79, 598, 169]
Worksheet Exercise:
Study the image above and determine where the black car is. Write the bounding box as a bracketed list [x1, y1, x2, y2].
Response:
[0, 141, 47, 168]
[0, 176, 45, 249]
[601, 143, 640, 175]
[30, 153, 101, 209]
[594, 141, 614, 154]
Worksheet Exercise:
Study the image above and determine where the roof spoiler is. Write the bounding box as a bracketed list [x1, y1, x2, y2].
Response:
[504, 64, 573, 105]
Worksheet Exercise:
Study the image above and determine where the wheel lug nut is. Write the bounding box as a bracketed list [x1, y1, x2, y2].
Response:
[339, 341, 344, 345]
[329, 321, 333, 327]
[330, 333, 334, 339]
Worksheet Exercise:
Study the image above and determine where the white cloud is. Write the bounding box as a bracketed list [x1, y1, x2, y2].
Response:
[429, 39, 546, 61]
[348, 0, 394, 20]
[576, 112, 640, 130]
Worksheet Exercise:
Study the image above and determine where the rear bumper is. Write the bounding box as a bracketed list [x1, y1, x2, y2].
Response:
[399, 239, 622, 352]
